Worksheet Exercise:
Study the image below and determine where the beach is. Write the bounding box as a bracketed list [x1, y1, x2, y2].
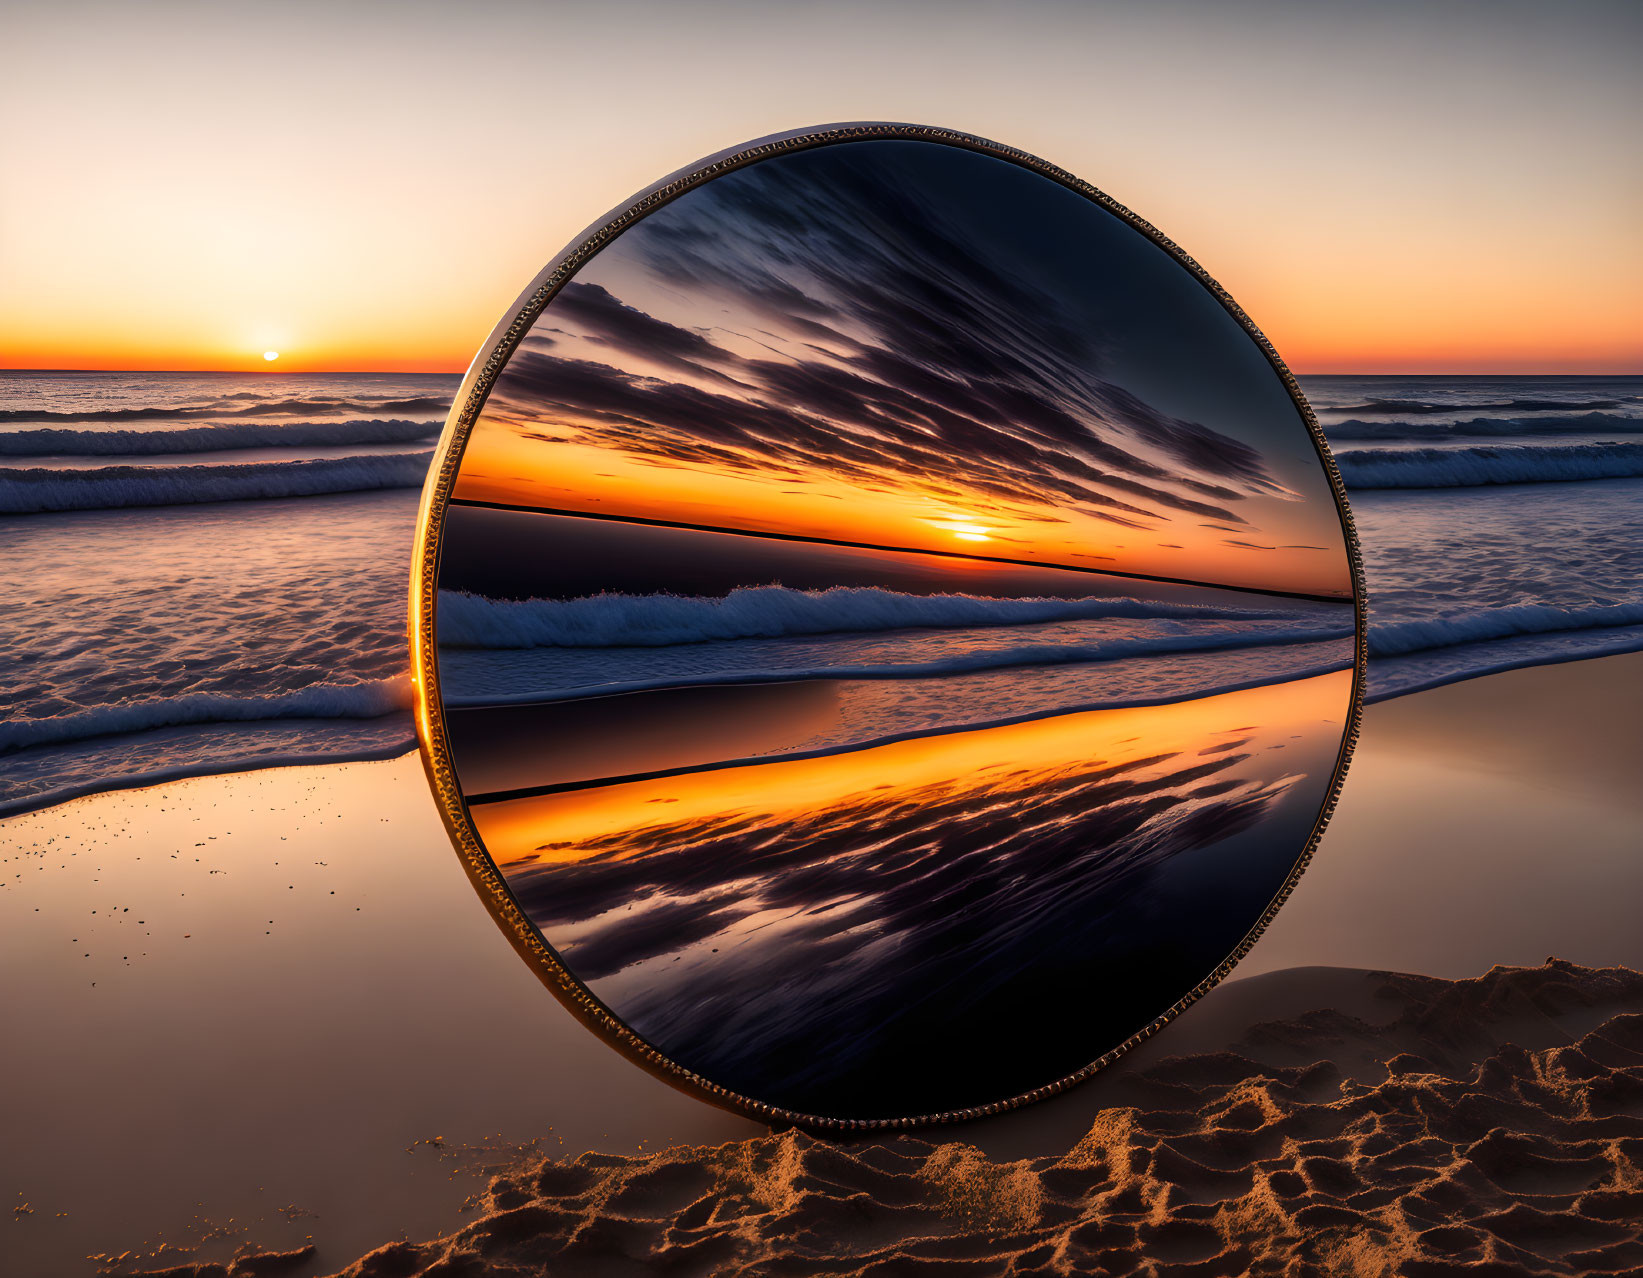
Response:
[8, 0, 1641, 1267]
[5, 651, 1639, 1276]
[324, 959, 1643, 1277]
[3, 371, 1642, 1273]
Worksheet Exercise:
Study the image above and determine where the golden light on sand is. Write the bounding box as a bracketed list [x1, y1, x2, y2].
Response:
[263, 351, 279, 362]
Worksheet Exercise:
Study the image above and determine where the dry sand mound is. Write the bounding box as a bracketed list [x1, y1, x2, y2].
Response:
[142, 961, 1643, 1277]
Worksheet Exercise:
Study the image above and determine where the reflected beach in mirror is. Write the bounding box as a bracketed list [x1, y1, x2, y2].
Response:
[418, 127, 1362, 1124]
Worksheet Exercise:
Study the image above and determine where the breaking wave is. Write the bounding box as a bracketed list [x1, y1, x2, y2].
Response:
[1326, 397, 1628, 415]
[0, 395, 451, 423]
[1367, 599, 1643, 658]
[0, 452, 434, 513]
[445, 635, 1354, 706]
[1335, 442, 1643, 489]
[0, 417, 443, 456]
[0, 679, 412, 753]
[435, 586, 1324, 649]
[1323, 412, 1643, 441]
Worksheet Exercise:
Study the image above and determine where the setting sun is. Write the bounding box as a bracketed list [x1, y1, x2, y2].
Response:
[926, 516, 994, 544]
[263, 351, 279, 362]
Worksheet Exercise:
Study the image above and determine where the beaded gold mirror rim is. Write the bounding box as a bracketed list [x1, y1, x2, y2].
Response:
[408, 121, 1369, 1132]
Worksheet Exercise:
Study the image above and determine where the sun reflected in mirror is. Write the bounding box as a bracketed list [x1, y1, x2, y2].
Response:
[416, 128, 1361, 1125]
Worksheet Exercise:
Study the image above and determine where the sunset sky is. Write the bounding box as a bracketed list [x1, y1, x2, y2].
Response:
[2, 0, 1638, 374]
[453, 138, 1354, 594]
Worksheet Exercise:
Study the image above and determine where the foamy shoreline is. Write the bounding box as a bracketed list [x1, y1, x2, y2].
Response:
[4, 651, 1640, 1276]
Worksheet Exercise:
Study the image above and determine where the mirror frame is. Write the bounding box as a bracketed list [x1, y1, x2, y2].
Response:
[408, 121, 1368, 1131]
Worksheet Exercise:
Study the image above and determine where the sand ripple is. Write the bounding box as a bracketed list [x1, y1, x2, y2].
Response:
[136, 961, 1643, 1277]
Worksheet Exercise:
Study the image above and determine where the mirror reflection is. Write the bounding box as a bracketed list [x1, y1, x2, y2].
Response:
[426, 134, 1359, 1121]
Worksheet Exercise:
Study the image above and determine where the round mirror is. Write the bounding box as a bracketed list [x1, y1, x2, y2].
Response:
[411, 123, 1364, 1128]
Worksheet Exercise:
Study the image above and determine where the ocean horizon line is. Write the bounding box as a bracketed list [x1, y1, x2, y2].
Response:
[446, 499, 1357, 605]
[6, 367, 1643, 378]
[0, 367, 467, 377]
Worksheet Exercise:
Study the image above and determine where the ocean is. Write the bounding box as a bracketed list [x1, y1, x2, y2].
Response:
[2, 370, 1639, 817]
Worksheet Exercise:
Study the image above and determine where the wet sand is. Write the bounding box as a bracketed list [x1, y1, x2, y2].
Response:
[0, 762, 763, 1277]
[1247, 650, 1643, 979]
[3, 651, 1640, 1275]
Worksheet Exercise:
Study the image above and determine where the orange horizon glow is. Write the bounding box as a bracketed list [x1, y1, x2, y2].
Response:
[5, 182, 1637, 378]
[4, 7, 1638, 380]
[5, 277, 1638, 378]
[0, 349, 475, 376]
[7, 358, 1643, 376]
[452, 423, 1354, 599]
[7, 286, 1638, 377]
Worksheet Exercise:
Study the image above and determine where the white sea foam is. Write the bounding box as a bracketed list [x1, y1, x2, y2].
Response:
[0, 418, 443, 456]
[442, 627, 1356, 706]
[0, 679, 411, 753]
[1366, 623, 1643, 702]
[1321, 396, 1630, 416]
[1336, 442, 1643, 488]
[1367, 600, 1643, 657]
[435, 586, 1319, 650]
[1322, 411, 1643, 441]
[0, 452, 433, 513]
[6, 371, 1641, 813]
[0, 719, 417, 819]
[0, 394, 451, 423]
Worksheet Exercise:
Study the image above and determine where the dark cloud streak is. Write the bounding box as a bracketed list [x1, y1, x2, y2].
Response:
[489, 143, 1285, 539]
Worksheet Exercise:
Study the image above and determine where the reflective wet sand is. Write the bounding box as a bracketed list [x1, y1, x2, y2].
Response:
[5, 653, 1638, 1273]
